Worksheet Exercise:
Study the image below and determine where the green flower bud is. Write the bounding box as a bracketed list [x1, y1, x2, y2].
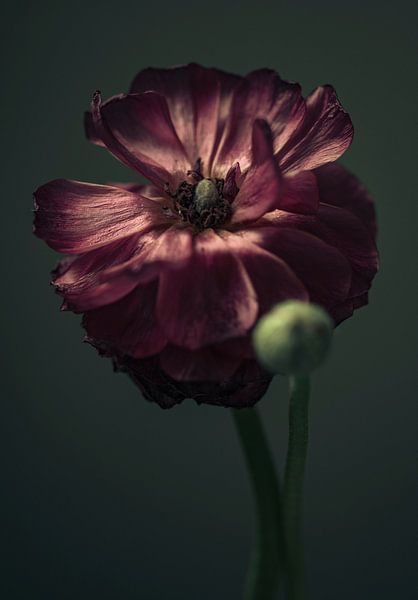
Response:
[253, 301, 333, 375]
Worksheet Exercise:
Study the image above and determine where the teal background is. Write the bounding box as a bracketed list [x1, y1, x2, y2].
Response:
[1, 1, 417, 598]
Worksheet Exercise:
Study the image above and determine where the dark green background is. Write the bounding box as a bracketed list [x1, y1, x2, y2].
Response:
[1, 1, 416, 598]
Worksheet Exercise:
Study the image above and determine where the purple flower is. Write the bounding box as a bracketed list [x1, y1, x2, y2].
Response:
[34, 64, 378, 408]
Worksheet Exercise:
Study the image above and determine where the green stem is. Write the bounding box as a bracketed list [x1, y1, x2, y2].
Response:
[232, 407, 284, 600]
[283, 375, 311, 600]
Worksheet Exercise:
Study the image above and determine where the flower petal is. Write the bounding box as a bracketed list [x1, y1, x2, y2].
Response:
[89, 91, 190, 187]
[214, 69, 305, 173]
[221, 231, 308, 314]
[160, 344, 241, 382]
[314, 163, 377, 237]
[156, 229, 258, 350]
[130, 64, 242, 174]
[33, 179, 170, 253]
[280, 171, 319, 214]
[262, 204, 378, 301]
[276, 85, 353, 173]
[240, 226, 352, 310]
[113, 355, 271, 409]
[231, 120, 282, 225]
[83, 280, 167, 358]
[52, 229, 161, 312]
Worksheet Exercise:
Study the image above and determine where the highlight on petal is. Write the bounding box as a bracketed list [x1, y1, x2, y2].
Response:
[88, 91, 190, 187]
[276, 85, 353, 173]
[231, 120, 282, 224]
[130, 63, 242, 175]
[156, 229, 258, 350]
[33, 179, 170, 254]
[52, 228, 163, 312]
[213, 69, 305, 173]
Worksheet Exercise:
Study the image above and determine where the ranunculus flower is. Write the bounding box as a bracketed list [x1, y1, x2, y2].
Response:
[34, 64, 378, 408]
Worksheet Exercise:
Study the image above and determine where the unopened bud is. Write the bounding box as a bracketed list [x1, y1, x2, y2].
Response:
[253, 301, 333, 375]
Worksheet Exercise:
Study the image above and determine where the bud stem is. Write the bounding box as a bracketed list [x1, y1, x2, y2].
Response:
[283, 375, 310, 600]
[232, 408, 284, 600]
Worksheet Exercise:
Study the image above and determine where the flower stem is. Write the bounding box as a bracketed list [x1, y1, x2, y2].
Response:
[232, 407, 284, 600]
[283, 375, 310, 600]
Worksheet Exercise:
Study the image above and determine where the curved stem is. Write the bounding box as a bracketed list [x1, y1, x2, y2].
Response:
[283, 375, 310, 600]
[232, 407, 284, 600]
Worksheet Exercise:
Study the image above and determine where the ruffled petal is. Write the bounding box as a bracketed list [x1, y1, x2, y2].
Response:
[52, 229, 160, 312]
[213, 69, 305, 174]
[83, 280, 167, 358]
[33, 179, 170, 253]
[114, 355, 271, 408]
[276, 85, 353, 173]
[88, 91, 190, 187]
[231, 120, 282, 224]
[156, 229, 258, 350]
[105, 224, 194, 283]
[314, 163, 377, 237]
[240, 226, 352, 310]
[261, 204, 378, 302]
[221, 231, 308, 314]
[130, 64, 241, 174]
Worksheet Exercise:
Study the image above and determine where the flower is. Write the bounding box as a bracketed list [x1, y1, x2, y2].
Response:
[34, 64, 379, 408]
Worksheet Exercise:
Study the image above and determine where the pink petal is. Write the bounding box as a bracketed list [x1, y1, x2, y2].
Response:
[89, 91, 190, 187]
[52, 229, 163, 312]
[221, 231, 308, 314]
[33, 179, 170, 253]
[231, 120, 282, 225]
[314, 163, 377, 237]
[156, 229, 258, 350]
[276, 85, 353, 173]
[240, 226, 352, 310]
[280, 171, 319, 214]
[83, 280, 167, 359]
[106, 224, 194, 283]
[213, 69, 305, 174]
[262, 204, 378, 299]
[130, 64, 241, 175]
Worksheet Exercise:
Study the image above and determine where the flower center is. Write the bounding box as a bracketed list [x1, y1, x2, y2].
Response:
[170, 176, 232, 230]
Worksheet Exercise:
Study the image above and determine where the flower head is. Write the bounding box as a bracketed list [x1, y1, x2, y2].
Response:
[34, 64, 379, 408]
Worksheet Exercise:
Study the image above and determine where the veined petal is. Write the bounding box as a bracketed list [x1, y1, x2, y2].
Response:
[34, 179, 170, 253]
[213, 69, 305, 174]
[130, 64, 241, 174]
[156, 229, 258, 350]
[52, 229, 163, 312]
[88, 91, 190, 187]
[276, 85, 353, 173]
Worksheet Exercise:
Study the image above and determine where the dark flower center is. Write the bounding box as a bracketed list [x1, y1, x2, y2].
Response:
[167, 159, 233, 230]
